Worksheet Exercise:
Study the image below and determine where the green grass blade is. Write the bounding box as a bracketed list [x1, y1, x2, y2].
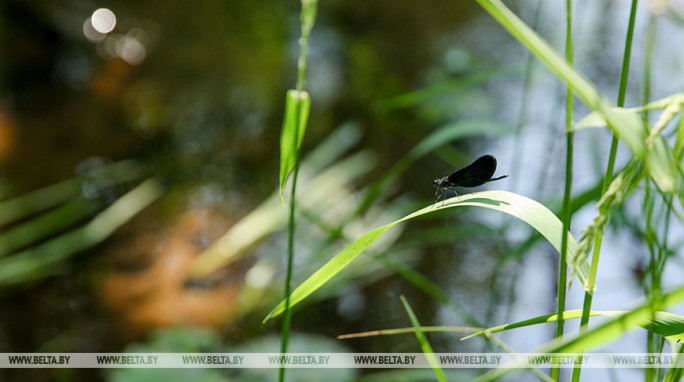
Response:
[399, 295, 447, 382]
[190, 150, 374, 278]
[474, 285, 684, 381]
[375, 67, 518, 112]
[644, 311, 684, 343]
[0, 179, 163, 287]
[409, 121, 509, 159]
[0, 160, 140, 227]
[264, 190, 589, 322]
[575, 105, 682, 194]
[475, 0, 646, 157]
[645, 135, 681, 193]
[0, 197, 98, 258]
[575, 94, 684, 130]
[462, 310, 595, 340]
[462, 309, 684, 341]
[338, 309, 684, 343]
[278, 90, 311, 198]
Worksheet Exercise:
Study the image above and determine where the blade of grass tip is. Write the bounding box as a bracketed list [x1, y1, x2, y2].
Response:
[278, 90, 311, 201]
[399, 295, 447, 382]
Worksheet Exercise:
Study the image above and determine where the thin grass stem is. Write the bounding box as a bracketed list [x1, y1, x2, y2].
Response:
[553, 1, 574, 380]
[572, 1, 639, 381]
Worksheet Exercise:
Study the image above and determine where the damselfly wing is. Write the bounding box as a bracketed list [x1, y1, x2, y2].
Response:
[433, 155, 508, 202]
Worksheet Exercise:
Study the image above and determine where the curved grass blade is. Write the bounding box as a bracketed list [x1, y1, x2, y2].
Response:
[264, 190, 589, 322]
[400, 295, 447, 382]
[474, 285, 684, 381]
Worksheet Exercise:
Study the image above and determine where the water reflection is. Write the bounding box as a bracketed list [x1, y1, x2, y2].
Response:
[1, 1, 683, 381]
[83, 7, 155, 65]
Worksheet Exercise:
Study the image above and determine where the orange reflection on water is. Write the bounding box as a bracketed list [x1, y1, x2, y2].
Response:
[99, 208, 244, 339]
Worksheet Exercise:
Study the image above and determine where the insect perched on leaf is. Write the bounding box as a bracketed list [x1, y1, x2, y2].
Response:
[433, 154, 508, 202]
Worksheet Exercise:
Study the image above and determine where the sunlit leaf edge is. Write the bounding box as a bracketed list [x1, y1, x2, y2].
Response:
[264, 190, 588, 322]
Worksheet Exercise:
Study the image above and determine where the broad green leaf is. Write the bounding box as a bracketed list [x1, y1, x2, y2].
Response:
[279, 90, 311, 198]
[264, 190, 589, 322]
[400, 296, 447, 382]
[476, 0, 645, 156]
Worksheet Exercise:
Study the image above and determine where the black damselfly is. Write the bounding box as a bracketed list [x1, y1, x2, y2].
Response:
[433, 154, 508, 202]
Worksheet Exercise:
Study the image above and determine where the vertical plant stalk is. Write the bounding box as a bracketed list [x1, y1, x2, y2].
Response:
[643, 14, 660, 382]
[572, 1, 639, 381]
[552, 0, 573, 380]
[280, 1, 317, 382]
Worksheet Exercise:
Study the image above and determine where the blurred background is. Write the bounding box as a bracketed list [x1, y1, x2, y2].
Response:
[1, 0, 684, 381]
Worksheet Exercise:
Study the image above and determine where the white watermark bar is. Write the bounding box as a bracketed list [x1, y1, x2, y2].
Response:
[1, 353, 684, 368]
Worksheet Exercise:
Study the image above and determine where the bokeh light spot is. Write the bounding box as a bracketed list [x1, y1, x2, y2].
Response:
[83, 18, 106, 42]
[91, 8, 116, 34]
[116, 36, 146, 65]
